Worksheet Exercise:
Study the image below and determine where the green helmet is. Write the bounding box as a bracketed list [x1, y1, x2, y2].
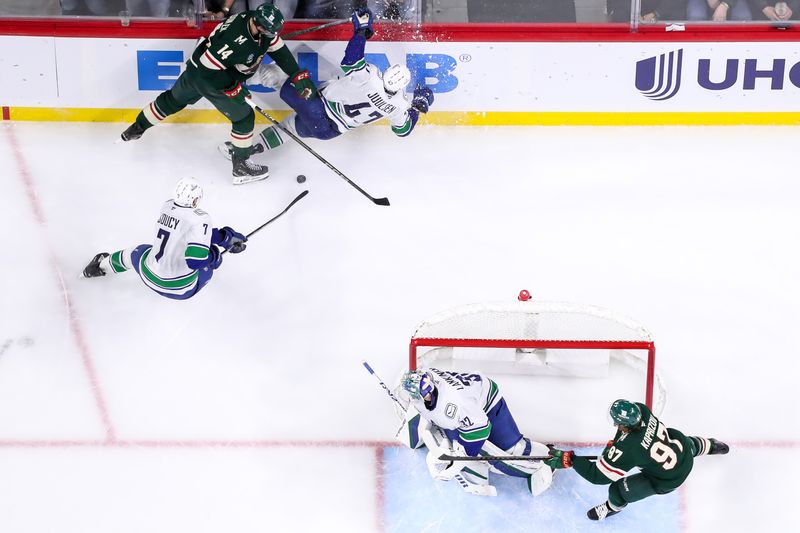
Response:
[252, 3, 284, 37]
[609, 399, 642, 428]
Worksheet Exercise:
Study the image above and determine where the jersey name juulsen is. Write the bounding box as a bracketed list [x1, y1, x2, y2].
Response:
[157, 213, 181, 230]
[367, 92, 397, 114]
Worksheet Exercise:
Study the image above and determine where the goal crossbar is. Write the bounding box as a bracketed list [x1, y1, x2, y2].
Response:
[409, 338, 657, 409]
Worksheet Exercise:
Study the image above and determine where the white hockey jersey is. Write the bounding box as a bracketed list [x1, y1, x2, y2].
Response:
[408, 368, 502, 450]
[320, 61, 414, 136]
[136, 200, 213, 297]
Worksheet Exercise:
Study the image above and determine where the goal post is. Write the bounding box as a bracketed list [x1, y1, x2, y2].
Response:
[407, 299, 665, 414]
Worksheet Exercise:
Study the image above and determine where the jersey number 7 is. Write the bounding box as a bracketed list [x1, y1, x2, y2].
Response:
[155, 229, 170, 261]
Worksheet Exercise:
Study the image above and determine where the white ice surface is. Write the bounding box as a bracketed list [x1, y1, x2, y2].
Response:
[0, 121, 798, 532]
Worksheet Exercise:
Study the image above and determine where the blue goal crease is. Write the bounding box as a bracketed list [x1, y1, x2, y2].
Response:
[381, 446, 681, 533]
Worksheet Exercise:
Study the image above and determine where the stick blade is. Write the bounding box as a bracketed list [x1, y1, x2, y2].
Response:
[373, 197, 391, 206]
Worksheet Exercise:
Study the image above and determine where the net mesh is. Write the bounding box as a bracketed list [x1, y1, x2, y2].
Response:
[409, 301, 666, 415]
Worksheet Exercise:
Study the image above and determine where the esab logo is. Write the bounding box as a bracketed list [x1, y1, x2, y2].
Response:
[635, 49, 683, 101]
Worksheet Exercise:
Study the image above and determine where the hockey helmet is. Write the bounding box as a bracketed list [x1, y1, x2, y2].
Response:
[174, 177, 203, 208]
[609, 399, 642, 428]
[402, 370, 436, 400]
[382, 64, 411, 95]
[252, 3, 284, 37]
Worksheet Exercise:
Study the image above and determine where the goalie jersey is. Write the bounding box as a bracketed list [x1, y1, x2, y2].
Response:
[319, 36, 414, 136]
[131, 200, 213, 298]
[408, 368, 502, 455]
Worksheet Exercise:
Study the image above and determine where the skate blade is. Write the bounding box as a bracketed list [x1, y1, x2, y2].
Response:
[232, 173, 270, 185]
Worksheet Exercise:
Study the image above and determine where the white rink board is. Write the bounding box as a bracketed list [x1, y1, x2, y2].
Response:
[2, 36, 800, 111]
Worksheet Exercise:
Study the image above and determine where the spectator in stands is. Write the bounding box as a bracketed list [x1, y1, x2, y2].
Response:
[747, 0, 798, 19]
[687, 0, 753, 20]
[0, 0, 61, 15]
[60, 0, 120, 15]
[125, 0, 172, 16]
[206, 1, 411, 21]
[607, 0, 687, 22]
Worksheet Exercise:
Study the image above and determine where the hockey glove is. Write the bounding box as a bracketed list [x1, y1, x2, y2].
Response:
[290, 70, 317, 100]
[352, 7, 374, 39]
[544, 447, 573, 469]
[411, 86, 434, 113]
[433, 442, 469, 481]
[222, 82, 251, 106]
[215, 226, 248, 254]
[206, 245, 223, 270]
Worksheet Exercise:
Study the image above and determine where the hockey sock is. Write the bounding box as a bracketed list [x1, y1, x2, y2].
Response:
[259, 125, 286, 150]
[108, 249, 132, 274]
[689, 436, 729, 456]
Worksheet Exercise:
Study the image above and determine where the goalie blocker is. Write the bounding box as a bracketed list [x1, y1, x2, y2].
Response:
[396, 367, 553, 497]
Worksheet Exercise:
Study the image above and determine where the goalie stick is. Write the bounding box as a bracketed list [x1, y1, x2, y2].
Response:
[246, 100, 391, 206]
[221, 190, 309, 255]
[361, 360, 496, 497]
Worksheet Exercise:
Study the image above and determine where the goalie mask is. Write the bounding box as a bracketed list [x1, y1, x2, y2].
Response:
[402, 370, 436, 400]
[609, 399, 642, 429]
[173, 177, 203, 208]
[252, 3, 284, 37]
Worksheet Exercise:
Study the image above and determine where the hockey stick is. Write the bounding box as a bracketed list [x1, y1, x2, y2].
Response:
[361, 361, 496, 497]
[281, 19, 350, 39]
[438, 453, 597, 462]
[221, 189, 309, 255]
[246, 100, 391, 206]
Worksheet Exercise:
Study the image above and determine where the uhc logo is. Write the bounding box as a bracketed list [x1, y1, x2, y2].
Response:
[635, 49, 683, 101]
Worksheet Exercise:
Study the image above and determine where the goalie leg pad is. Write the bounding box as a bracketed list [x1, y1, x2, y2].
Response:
[482, 437, 553, 495]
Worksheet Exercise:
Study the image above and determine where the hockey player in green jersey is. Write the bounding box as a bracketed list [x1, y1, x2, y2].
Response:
[545, 399, 729, 521]
[120, 2, 316, 185]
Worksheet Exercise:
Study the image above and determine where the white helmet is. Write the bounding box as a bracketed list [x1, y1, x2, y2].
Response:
[383, 64, 411, 95]
[173, 177, 203, 208]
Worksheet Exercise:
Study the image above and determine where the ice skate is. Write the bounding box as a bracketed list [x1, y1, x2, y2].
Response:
[232, 156, 269, 185]
[587, 501, 621, 521]
[218, 141, 264, 162]
[709, 438, 729, 455]
[81, 252, 110, 278]
[120, 122, 145, 141]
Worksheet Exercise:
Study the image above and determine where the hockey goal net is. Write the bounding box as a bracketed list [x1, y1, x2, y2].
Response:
[408, 299, 667, 416]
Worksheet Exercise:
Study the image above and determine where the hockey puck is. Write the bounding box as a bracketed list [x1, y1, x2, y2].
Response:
[296, 174, 306, 183]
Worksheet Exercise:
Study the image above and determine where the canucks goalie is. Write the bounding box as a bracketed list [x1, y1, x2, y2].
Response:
[397, 368, 553, 497]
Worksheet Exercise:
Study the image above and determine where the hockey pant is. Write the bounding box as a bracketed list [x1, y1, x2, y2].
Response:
[135, 68, 256, 155]
[258, 79, 341, 150]
[608, 453, 694, 509]
[108, 245, 214, 300]
[443, 397, 552, 495]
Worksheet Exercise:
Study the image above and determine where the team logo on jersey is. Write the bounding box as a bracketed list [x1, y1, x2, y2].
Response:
[635, 49, 683, 101]
[246, 54, 254, 64]
[445, 403, 457, 418]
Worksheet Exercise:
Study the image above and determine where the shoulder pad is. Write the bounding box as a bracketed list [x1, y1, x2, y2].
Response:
[194, 208, 208, 216]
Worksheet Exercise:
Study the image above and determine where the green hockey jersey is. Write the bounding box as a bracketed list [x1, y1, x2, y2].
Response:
[187, 12, 287, 91]
[573, 403, 694, 490]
